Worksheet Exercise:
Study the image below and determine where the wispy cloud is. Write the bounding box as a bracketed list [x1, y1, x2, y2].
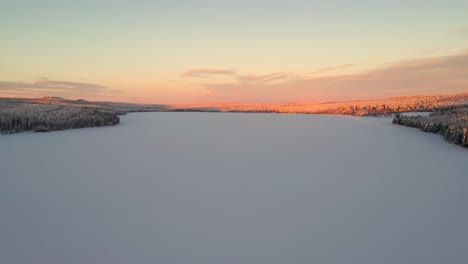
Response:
[237, 72, 294, 84]
[0, 78, 117, 94]
[34, 78, 108, 92]
[198, 51, 468, 102]
[310, 63, 357, 75]
[408, 47, 447, 56]
[182, 68, 236, 78]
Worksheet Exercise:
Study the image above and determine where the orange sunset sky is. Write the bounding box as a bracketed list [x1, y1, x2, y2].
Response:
[1, 0, 468, 103]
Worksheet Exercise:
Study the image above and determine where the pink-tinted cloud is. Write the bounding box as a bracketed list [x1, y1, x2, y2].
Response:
[310, 63, 357, 75]
[200, 51, 468, 103]
[182, 68, 236, 78]
[236, 72, 293, 84]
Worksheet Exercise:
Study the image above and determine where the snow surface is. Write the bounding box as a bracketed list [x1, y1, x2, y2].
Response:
[1, 112, 467, 264]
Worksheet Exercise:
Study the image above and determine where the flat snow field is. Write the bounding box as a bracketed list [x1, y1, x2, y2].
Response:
[1, 112, 467, 264]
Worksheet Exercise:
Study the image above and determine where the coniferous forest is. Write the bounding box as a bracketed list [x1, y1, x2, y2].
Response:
[393, 105, 468, 147]
[0, 104, 119, 134]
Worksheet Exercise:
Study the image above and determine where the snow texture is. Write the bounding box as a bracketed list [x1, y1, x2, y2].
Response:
[1, 112, 467, 264]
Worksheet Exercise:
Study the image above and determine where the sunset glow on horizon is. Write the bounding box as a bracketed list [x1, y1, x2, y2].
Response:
[1, 0, 468, 103]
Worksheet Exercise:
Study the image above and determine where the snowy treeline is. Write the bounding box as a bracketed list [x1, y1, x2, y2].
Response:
[1, 93, 468, 136]
[393, 105, 468, 147]
[3, 93, 468, 117]
[169, 93, 468, 115]
[0, 104, 119, 134]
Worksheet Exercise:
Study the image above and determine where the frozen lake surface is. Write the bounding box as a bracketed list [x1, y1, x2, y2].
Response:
[1, 112, 468, 264]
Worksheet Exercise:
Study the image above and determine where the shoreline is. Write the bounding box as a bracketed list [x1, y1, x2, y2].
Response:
[1, 94, 467, 148]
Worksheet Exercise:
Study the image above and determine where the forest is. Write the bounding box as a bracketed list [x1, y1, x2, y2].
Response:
[393, 105, 468, 147]
[168, 93, 468, 115]
[0, 104, 119, 134]
[0, 97, 170, 134]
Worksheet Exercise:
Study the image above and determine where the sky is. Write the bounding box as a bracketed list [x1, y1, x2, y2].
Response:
[1, 0, 467, 103]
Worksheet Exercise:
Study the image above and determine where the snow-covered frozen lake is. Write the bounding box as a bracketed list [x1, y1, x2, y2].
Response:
[1, 112, 468, 264]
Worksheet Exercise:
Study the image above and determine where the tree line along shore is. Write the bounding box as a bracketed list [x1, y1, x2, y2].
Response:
[0, 97, 167, 134]
[393, 105, 468, 147]
[0, 104, 120, 134]
[1, 94, 467, 147]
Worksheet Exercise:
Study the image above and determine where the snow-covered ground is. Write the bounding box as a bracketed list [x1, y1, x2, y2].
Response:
[1, 113, 467, 264]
